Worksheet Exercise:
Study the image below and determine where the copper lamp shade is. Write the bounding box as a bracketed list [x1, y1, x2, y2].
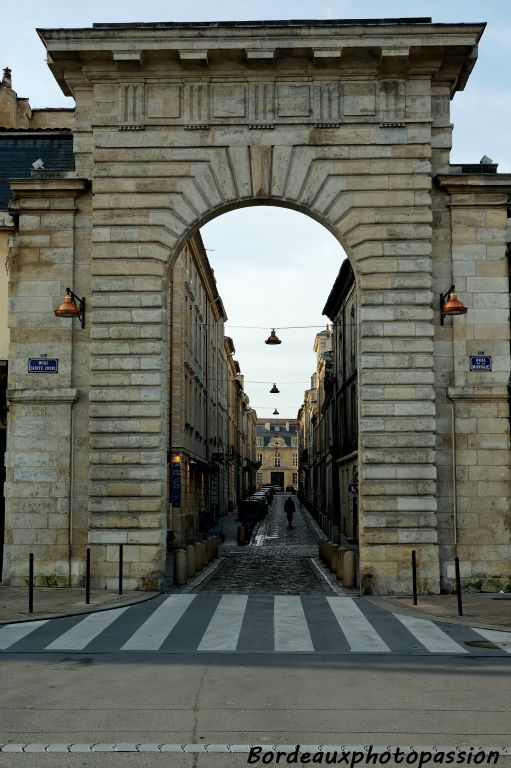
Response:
[54, 288, 86, 328]
[270, 383, 280, 394]
[265, 329, 281, 345]
[54, 293, 80, 319]
[440, 285, 467, 325]
[273, 408, 279, 415]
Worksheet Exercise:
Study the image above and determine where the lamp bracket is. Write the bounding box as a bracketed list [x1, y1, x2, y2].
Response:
[440, 283, 455, 326]
[66, 287, 86, 329]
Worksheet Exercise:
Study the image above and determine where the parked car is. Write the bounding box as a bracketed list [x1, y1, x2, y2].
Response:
[285, 485, 295, 493]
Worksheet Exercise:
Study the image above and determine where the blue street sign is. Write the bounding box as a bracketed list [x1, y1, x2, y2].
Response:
[28, 358, 58, 373]
[172, 461, 181, 507]
[469, 355, 492, 372]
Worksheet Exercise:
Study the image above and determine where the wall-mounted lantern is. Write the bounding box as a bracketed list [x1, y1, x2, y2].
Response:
[440, 285, 467, 325]
[54, 288, 86, 329]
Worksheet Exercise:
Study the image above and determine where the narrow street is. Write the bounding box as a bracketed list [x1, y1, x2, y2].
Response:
[198, 494, 333, 595]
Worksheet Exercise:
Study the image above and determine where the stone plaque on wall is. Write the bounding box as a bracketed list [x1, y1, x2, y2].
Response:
[276, 83, 312, 117]
[211, 84, 247, 118]
[146, 84, 181, 118]
[342, 82, 377, 116]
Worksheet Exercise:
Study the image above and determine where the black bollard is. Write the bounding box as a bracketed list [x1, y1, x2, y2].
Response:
[85, 548, 91, 605]
[118, 544, 123, 596]
[28, 553, 34, 614]
[454, 556, 463, 616]
[412, 549, 418, 606]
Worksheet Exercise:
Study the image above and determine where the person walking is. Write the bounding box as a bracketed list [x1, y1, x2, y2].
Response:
[284, 495, 295, 529]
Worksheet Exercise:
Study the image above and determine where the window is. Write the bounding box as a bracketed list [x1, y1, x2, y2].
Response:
[274, 454, 281, 467]
[256, 437, 263, 447]
[257, 472, 263, 484]
[292, 454, 298, 467]
[350, 304, 356, 361]
[257, 453, 263, 464]
[292, 473, 298, 485]
[291, 437, 297, 447]
[274, 426, 280, 432]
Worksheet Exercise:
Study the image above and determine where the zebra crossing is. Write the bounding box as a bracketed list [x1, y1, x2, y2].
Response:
[1, 594, 510, 656]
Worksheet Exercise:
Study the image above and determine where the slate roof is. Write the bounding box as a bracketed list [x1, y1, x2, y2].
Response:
[255, 419, 298, 446]
[0, 131, 75, 209]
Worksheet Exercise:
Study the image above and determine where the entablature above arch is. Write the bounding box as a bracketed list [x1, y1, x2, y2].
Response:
[39, 19, 484, 103]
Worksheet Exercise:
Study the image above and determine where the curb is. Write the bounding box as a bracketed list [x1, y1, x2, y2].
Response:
[0, 590, 161, 626]
[366, 595, 511, 633]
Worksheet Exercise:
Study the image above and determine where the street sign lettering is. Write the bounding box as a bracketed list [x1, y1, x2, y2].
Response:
[28, 358, 58, 373]
[469, 356, 492, 372]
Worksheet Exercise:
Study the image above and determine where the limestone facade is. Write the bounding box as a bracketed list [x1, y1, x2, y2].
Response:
[1, 19, 510, 593]
[323, 260, 359, 544]
[255, 418, 299, 491]
[297, 381, 318, 504]
[169, 233, 228, 542]
[224, 351, 258, 509]
[169, 237, 256, 544]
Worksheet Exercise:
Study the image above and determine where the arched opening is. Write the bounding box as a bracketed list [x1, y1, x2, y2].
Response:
[166, 204, 357, 592]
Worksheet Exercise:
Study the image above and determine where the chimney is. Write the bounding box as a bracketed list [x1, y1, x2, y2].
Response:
[0, 68, 31, 128]
[1, 67, 12, 89]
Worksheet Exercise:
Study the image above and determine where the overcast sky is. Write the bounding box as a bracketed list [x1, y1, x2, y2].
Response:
[3, 1, 510, 417]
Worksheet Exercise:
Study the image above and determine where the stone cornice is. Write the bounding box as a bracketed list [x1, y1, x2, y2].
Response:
[8, 388, 79, 405]
[38, 21, 484, 98]
[447, 386, 509, 403]
[436, 174, 511, 197]
[8, 177, 90, 218]
[9, 176, 89, 198]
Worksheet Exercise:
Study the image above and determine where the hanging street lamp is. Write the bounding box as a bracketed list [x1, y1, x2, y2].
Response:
[265, 329, 282, 345]
[273, 409, 279, 415]
[270, 383, 280, 393]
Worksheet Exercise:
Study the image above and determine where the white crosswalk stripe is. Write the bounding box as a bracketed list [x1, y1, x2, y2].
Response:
[274, 596, 314, 652]
[0, 620, 48, 650]
[471, 627, 511, 654]
[122, 594, 196, 651]
[1, 596, 509, 656]
[198, 595, 248, 651]
[393, 613, 468, 654]
[46, 607, 129, 651]
[327, 597, 390, 653]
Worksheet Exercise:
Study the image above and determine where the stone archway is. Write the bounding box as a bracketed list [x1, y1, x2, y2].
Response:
[5, 19, 493, 594]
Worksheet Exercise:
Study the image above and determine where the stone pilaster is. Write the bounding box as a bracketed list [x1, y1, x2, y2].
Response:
[436, 175, 511, 591]
[4, 177, 87, 585]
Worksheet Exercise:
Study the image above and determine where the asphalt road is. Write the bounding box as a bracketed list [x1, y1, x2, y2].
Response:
[1, 653, 511, 766]
[2, 499, 510, 766]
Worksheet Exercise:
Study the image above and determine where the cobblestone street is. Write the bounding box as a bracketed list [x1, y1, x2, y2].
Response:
[197, 495, 334, 595]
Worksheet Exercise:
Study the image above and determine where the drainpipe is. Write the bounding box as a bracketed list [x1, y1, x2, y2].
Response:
[68, 404, 74, 586]
[446, 394, 458, 555]
[506, 243, 511, 444]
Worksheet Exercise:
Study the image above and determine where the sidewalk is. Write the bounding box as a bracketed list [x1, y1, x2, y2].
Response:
[0, 586, 159, 625]
[369, 593, 511, 632]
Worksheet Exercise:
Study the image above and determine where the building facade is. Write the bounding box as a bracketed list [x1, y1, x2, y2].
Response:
[1, 19, 510, 593]
[1, 69, 75, 581]
[297, 381, 318, 506]
[255, 419, 299, 491]
[224, 352, 258, 512]
[323, 260, 359, 544]
[169, 233, 228, 543]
